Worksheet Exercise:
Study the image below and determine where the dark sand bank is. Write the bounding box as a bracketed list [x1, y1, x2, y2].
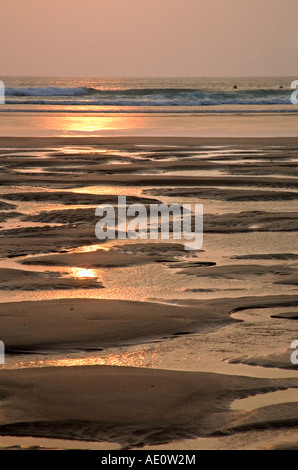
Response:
[0, 295, 297, 353]
[0, 365, 297, 448]
[0, 226, 100, 258]
[173, 263, 298, 285]
[20, 247, 185, 268]
[271, 312, 298, 319]
[270, 442, 298, 450]
[1, 192, 158, 206]
[0, 137, 297, 188]
[1, 211, 297, 260]
[1, 173, 297, 189]
[232, 254, 298, 261]
[145, 187, 298, 202]
[0, 202, 17, 211]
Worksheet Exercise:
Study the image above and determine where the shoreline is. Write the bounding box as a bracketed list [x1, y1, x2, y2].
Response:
[1, 135, 298, 147]
[0, 113, 298, 138]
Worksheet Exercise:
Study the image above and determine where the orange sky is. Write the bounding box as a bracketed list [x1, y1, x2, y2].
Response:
[1, 0, 297, 77]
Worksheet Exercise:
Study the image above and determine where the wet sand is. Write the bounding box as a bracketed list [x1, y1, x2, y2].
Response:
[1, 295, 297, 353]
[0, 365, 297, 449]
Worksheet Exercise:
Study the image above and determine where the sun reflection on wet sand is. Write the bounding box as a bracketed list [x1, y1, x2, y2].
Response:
[9, 348, 161, 371]
[69, 267, 98, 279]
[66, 185, 144, 197]
[71, 244, 109, 253]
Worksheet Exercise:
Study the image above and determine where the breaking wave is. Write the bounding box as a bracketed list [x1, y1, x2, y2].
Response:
[4, 85, 294, 108]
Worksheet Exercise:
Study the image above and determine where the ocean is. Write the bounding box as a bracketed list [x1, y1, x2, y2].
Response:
[2, 76, 297, 114]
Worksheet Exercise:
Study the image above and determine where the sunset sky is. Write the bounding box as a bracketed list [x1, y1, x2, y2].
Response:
[1, 0, 297, 77]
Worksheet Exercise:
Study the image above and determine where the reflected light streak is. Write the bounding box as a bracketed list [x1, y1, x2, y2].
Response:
[13, 349, 160, 370]
[72, 244, 109, 253]
[68, 185, 143, 197]
[41, 114, 147, 136]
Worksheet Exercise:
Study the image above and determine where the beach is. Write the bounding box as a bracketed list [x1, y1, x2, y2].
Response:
[0, 132, 297, 450]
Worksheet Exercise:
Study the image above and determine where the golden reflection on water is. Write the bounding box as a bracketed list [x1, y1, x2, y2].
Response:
[57, 146, 108, 155]
[47, 114, 145, 134]
[69, 267, 98, 278]
[72, 244, 109, 253]
[13, 348, 160, 370]
[67, 185, 144, 197]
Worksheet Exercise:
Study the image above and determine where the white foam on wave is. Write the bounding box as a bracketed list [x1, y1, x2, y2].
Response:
[5, 87, 90, 97]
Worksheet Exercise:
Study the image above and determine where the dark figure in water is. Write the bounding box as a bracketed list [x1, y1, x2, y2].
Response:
[233, 84, 238, 90]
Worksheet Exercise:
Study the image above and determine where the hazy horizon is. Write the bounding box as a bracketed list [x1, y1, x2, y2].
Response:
[2, 0, 297, 77]
[1, 74, 296, 79]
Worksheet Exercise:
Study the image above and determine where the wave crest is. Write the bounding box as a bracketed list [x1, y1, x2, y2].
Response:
[5, 86, 96, 97]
